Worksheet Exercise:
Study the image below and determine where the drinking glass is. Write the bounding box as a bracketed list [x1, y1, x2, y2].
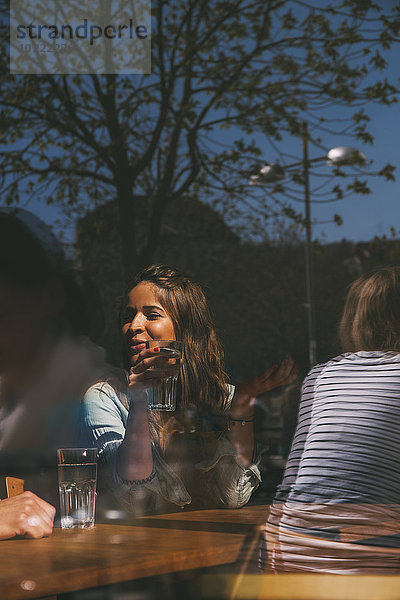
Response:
[146, 340, 182, 411]
[57, 448, 97, 529]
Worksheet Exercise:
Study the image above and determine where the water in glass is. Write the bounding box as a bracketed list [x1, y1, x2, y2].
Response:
[58, 462, 97, 528]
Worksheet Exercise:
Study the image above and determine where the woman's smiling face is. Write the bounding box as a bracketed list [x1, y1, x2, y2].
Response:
[121, 282, 176, 366]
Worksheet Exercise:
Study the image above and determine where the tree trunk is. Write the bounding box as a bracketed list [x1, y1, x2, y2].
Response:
[115, 181, 140, 282]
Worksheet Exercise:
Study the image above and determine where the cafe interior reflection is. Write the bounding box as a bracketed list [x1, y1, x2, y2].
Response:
[261, 502, 400, 574]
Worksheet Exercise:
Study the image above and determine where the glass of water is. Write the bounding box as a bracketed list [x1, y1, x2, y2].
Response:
[146, 340, 182, 411]
[57, 448, 97, 529]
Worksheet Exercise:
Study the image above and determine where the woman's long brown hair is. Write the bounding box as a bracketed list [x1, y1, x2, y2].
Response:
[121, 264, 228, 412]
[340, 266, 400, 353]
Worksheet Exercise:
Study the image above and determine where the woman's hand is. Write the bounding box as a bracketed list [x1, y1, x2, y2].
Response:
[0, 492, 56, 540]
[231, 357, 299, 418]
[244, 357, 299, 398]
[128, 345, 181, 391]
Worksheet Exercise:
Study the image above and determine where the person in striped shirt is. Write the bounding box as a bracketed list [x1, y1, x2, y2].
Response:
[265, 266, 400, 574]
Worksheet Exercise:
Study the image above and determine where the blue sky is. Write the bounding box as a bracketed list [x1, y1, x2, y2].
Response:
[307, 96, 400, 243]
[5, 3, 400, 247]
[24, 97, 400, 247]
[243, 37, 400, 244]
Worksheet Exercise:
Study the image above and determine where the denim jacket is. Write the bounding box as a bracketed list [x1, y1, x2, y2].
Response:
[81, 382, 262, 515]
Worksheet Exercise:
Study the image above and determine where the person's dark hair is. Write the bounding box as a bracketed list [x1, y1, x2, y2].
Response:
[340, 267, 400, 352]
[0, 210, 91, 337]
[121, 264, 227, 411]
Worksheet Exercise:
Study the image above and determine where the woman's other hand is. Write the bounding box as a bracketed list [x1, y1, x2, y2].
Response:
[0, 492, 56, 540]
[246, 357, 299, 397]
[232, 357, 299, 417]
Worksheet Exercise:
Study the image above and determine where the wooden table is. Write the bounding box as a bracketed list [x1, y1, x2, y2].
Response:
[0, 505, 268, 600]
[5, 505, 400, 600]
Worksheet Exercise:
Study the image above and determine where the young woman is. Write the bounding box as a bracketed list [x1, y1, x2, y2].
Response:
[82, 264, 297, 515]
[266, 266, 400, 574]
[0, 208, 109, 507]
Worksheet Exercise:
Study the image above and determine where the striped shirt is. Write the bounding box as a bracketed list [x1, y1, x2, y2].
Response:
[275, 351, 400, 505]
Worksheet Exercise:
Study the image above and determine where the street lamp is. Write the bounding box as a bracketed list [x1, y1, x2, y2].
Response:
[250, 122, 365, 368]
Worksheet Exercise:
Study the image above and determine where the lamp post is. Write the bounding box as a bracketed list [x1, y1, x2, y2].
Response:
[302, 123, 317, 367]
[250, 123, 365, 368]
